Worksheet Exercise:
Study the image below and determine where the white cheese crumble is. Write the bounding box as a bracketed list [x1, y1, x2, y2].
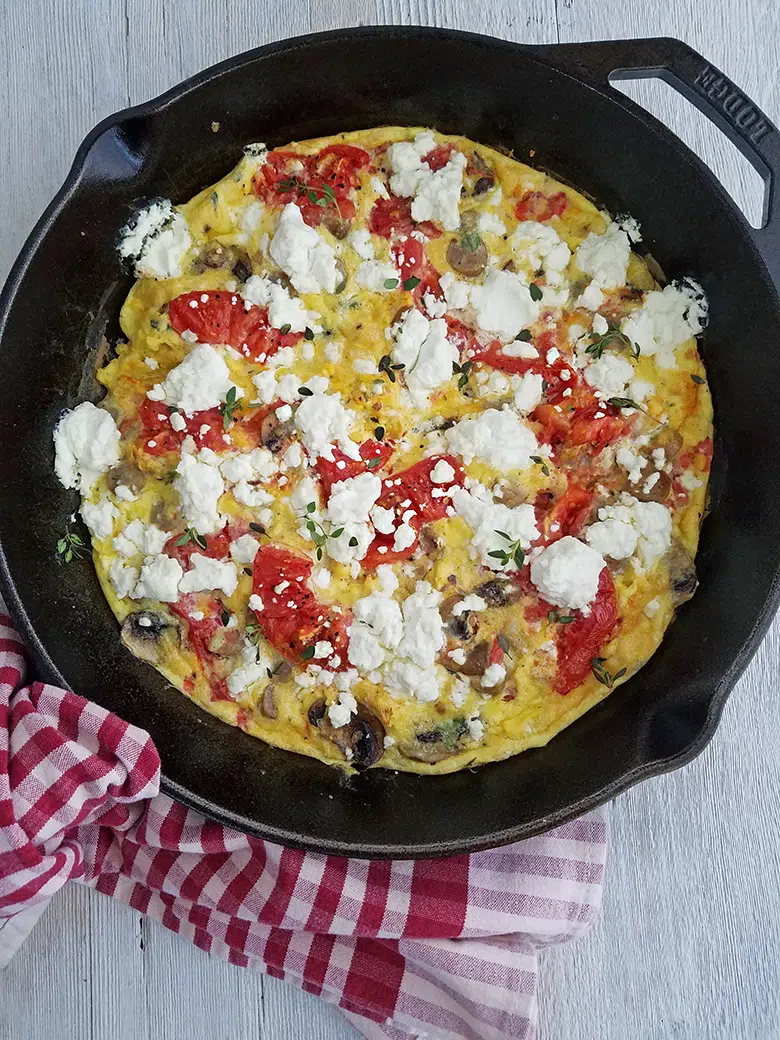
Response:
[294, 390, 361, 463]
[390, 309, 459, 405]
[174, 451, 226, 534]
[132, 554, 183, 602]
[328, 690, 358, 728]
[469, 268, 541, 342]
[118, 199, 192, 280]
[242, 274, 319, 333]
[585, 515, 638, 560]
[269, 202, 339, 294]
[53, 402, 121, 494]
[511, 222, 571, 275]
[446, 406, 538, 470]
[109, 559, 139, 600]
[575, 222, 631, 289]
[439, 271, 472, 311]
[112, 519, 168, 558]
[644, 597, 661, 618]
[452, 594, 487, 615]
[230, 534, 260, 564]
[621, 280, 708, 368]
[348, 227, 375, 260]
[178, 553, 239, 596]
[227, 640, 272, 697]
[530, 536, 605, 613]
[79, 497, 118, 540]
[326, 472, 383, 525]
[147, 344, 236, 414]
[356, 260, 401, 292]
[430, 459, 455, 484]
[586, 497, 672, 567]
[481, 663, 506, 689]
[512, 372, 545, 414]
[386, 132, 466, 230]
[584, 353, 635, 398]
[450, 481, 538, 570]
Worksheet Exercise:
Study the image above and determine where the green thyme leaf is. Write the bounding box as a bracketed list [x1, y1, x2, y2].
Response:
[530, 455, 550, 477]
[591, 657, 626, 689]
[221, 607, 230, 627]
[515, 330, 533, 342]
[330, 527, 344, 539]
[307, 502, 316, 513]
[384, 278, 400, 289]
[348, 536, 359, 547]
[298, 386, 314, 396]
[366, 457, 382, 469]
[374, 426, 385, 440]
[249, 522, 265, 533]
[529, 282, 543, 302]
[691, 374, 706, 385]
[304, 327, 314, 341]
[403, 276, 421, 291]
[279, 323, 291, 335]
[219, 385, 242, 429]
[301, 645, 315, 660]
[461, 231, 482, 251]
[607, 397, 639, 410]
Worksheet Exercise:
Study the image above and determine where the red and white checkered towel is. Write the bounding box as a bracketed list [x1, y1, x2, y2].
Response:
[0, 601, 607, 1039]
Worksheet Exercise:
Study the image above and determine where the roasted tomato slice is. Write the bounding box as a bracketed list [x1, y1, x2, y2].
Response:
[361, 455, 465, 569]
[514, 190, 568, 222]
[168, 290, 302, 364]
[137, 400, 228, 455]
[252, 545, 350, 668]
[254, 145, 369, 227]
[164, 529, 232, 568]
[368, 195, 441, 240]
[536, 484, 596, 542]
[315, 439, 395, 497]
[390, 235, 441, 302]
[169, 597, 234, 702]
[421, 143, 454, 171]
[554, 568, 618, 695]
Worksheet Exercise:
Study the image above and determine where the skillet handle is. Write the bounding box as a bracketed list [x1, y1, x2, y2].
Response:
[543, 38, 780, 286]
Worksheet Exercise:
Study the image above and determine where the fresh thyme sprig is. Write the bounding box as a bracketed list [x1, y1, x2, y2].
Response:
[591, 657, 627, 689]
[299, 502, 344, 561]
[56, 526, 86, 564]
[452, 359, 472, 391]
[219, 386, 242, 429]
[275, 177, 341, 218]
[488, 530, 526, 569]
[378, 354, 405, 383]
[173, 527, 208, 550]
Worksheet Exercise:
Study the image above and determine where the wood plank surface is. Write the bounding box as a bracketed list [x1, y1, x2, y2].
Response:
[1, 2, 779, 1039]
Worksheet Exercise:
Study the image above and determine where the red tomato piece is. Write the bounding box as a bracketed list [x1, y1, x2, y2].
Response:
[554, 568, 618, 695]
[254, 145, 369, 227]
[422, 144, 454, 171]
[361, 455, 465, 569]
[514, 190, 568, 222]
[137, 400, 229, 456]
[368, 195, 441, 240]
[169, 597, 233, 701]
[168, 290, 302, 364]
[315, 439, 395, 497]
[538, 484, 596, 541]
[390, 235, 441, 302]
[252, 545, 350, 668]
[164, 529, 232, 568]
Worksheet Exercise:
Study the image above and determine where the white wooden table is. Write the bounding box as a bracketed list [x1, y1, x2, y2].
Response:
[2, 2, 780, 1038]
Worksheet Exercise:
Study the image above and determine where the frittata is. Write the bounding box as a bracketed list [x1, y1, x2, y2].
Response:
[52, 126, 713, 773]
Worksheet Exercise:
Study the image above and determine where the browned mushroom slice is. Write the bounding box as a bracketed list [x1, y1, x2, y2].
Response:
[260, 412, 296, 455]
[232, 252, 253, 282]
[191, 241, 240, 272]
[475, 579, 522, 607]
[446, 640, 491, 676]
[322, 211, 351, 239]
[446, 236, 488, 277]
[333, 259, 348, 293]
[260, 684, 278, 719]
[308, 698, 386, 771]
[207, 626, 243, 657]
[665, 540, 698, 605]
[400, 719, 469, 763]
[441, 593, 481, 643]
[415, 525, 440, 557]
[469, 152, 495, 195]
[106, 461, 145, 494]
[628, 469, 672, 504]
[121, 611, 180, 665]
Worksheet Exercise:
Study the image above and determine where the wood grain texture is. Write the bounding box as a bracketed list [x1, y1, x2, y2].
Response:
[1, 1, 780, 1038]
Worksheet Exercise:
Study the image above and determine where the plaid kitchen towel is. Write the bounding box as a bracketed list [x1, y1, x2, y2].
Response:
[0, 601, 607, 1040]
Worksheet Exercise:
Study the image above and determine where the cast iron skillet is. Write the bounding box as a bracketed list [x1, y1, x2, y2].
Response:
[1, 28, 779, 858]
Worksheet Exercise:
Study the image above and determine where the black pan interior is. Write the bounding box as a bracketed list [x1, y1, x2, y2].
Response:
[1, 28, 779, 857]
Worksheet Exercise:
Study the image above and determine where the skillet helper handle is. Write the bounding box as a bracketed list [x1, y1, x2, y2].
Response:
[546, 37, 780, 287]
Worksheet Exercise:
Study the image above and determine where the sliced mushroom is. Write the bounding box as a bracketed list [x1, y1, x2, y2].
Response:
[121, 611, 180, 665]
[446, 236, 488, 277]
[473, 176, 495, 196]
[440, 594, 480, 642]
[271, 660, 293, 682]
[447, 640, 491, 676]
[260, 684, 278, 719]
[191, 241, 237, 272]
[260, 412, 296, 455]
[308, 698, 386, 771]
[416, 526, 440, 557]
[400, 719, 469, 763]
[207, 626, 243, 657]
[106, 461, 145, 495]
[475, 579, 522, 607]
[629, 469, 672, 504]
[497, 485, 528, 507]
[150, 497, 181, 531]
[333, 259, 348, 293]
[322, 211, 351, 239]
[232, 253, 253, 282]
[665, 541, 698, 605]
[470, 151, 493, 176]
